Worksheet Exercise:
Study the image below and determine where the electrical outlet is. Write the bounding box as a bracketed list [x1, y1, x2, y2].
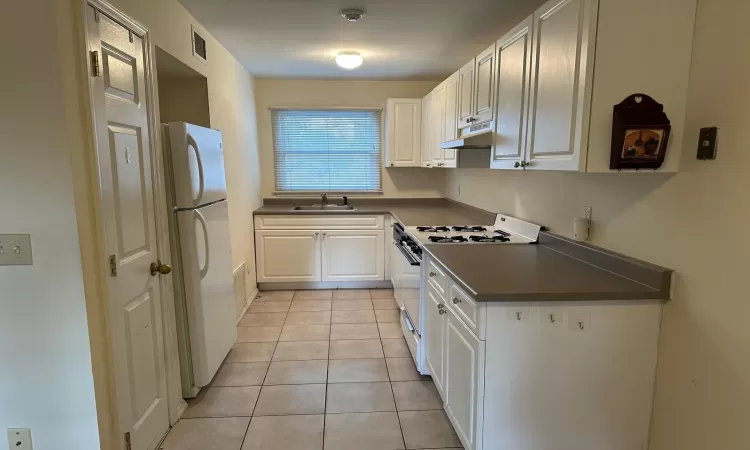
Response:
[7, 428, 32, 450]
[583, 206, 592, 221]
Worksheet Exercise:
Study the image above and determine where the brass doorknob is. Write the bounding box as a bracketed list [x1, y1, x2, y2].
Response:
[150, 261, 172, 276]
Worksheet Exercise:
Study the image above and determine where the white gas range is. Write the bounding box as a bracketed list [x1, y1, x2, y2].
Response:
[391, 214, 541, 371]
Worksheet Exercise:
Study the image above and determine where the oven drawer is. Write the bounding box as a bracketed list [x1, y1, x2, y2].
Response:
[448, 282, 486, 339]
[400, 308, 419, 363]
[427, 259, 447, 294]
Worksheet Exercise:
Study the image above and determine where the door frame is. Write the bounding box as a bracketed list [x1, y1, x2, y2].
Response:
[63, 0, 184, 448]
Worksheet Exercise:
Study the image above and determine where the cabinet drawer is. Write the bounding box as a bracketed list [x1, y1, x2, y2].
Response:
[448, 282, 485, 340]
[254, 215, 384, 230]
[427, 259, 447, 294]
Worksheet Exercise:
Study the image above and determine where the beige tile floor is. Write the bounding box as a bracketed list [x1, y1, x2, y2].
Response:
[160, 288, 463, 450]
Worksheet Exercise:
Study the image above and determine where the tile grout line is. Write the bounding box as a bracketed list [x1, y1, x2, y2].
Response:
[322, 299, 333, 450]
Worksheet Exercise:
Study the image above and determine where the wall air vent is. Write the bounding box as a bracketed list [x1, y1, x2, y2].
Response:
[191, 25, 207, 64]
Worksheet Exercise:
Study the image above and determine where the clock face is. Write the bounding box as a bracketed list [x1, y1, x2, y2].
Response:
[622, 129, 664, 158]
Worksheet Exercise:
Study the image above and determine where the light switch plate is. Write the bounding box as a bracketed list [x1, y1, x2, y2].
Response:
[7, 428, 32, 450]
[0, 234, 33, 266]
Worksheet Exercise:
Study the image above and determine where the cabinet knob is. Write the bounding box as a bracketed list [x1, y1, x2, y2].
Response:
[437, 304, 445, 309]
[315, 232, 320, 236]
[514, 161, 521, 168]
[439, 309, 447, 315]
[429, 272, 437, 277]
[520, 160, 528, 168]
[322, 232, 327, 236]
[452, 297, 461, 304]
[390, 163, 395, 167]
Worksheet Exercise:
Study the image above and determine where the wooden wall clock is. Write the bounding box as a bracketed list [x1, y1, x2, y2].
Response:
[610, 94, 671, 170]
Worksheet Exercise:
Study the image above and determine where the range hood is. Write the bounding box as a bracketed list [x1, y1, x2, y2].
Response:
[441, 121, 493, 149]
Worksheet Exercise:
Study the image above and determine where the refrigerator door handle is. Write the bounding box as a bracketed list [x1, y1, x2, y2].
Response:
[186, 132, 205, 206]
[195, 209, 211, 279]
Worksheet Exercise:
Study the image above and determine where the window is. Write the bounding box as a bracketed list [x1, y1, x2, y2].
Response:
[271, 108, 382, 193]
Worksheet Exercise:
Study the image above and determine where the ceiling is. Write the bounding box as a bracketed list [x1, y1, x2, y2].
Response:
[178, 0, 545, 80]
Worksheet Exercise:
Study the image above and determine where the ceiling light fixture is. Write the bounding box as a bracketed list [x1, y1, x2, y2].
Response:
[335, 51, 363, 69]
[340, 9, 365, 22]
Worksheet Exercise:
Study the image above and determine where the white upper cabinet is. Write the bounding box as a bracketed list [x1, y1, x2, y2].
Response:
[385, 98, 422, 167]
[472, 43, 496, 125]
[431, 82, 447, 166]
[491, 17, 534, 169]
[490, 0, 695, 172]
[421, 93, 433, 167]
[525, 0, 595, 171]
[456, 59, 475, 130]
[444, 71, 460, 143]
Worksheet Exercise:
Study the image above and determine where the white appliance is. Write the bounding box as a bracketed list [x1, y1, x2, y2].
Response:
[392, 214, 541, 371]
[163, 122, 236, 398]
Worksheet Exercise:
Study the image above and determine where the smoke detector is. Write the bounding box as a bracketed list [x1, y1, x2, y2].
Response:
[340, 9, 365, 22]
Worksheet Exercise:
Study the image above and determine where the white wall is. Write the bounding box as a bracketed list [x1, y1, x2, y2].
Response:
[254, 79, 445, 198]
[444, 0, 750, 448]
[0, 2, 100, 450]
[106, 0, 263, 305]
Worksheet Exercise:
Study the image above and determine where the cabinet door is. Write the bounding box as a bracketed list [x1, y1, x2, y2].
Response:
[444, 71, 460, 143]
[525, 0, 596, 171]
[321, 230, 385, 282]
[424, 284, 446, 396]
[456, 59, 475, 130]
[421, 93, 433, 167]
[431, 83, 447, 167]
[442, 72, 459, 168]
[386, 99, 422, 167]
[444, 310, 485, 450]
[473, 43, 496, 125]
[491, 16, 534, 170]
[255, 230, 321, 282]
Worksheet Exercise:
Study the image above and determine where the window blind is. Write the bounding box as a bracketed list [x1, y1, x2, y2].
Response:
[271, 108, 383, 193]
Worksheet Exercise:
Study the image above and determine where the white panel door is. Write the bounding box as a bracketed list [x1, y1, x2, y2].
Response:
[443, 71, 460, 143]
[457, 59, 475, 130]
[176, 201, 236, 387]
[424, 284, 446, 396]
[431, 83, 447, 167]
[444, 310, 485, 450]
[473, 43, 496, 124]
[386, 99, 422, 167]
[86, 7, 169, 450]
[321, 230, 385, 282]
[421, 93, 433, 167]
[491, 16, 534, 169]
[256, 230, 321, 282]
[525, 0, 596, 171]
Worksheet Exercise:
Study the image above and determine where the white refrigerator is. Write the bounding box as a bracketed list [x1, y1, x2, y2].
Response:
[163, 122, 236, 398]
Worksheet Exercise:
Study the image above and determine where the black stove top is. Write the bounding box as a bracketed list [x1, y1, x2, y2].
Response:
[427, 235, 469, 243]
[452, 225, 488, 232]
[417, 226, 451, 233]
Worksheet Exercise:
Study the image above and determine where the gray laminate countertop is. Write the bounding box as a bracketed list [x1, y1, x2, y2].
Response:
[422, 242, 670, 302]
[253, 201, 495, 227]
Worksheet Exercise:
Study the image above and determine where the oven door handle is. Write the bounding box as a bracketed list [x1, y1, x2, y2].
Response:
[393, 240, 421, 266]
[400, 307, 416, 333]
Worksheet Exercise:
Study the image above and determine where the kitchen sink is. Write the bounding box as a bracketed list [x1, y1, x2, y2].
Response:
[292, 205, 357, 211]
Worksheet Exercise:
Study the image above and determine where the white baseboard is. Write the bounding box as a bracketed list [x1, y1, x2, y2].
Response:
[237, 287, 259, 325]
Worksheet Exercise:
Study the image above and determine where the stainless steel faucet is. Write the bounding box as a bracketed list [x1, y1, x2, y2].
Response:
[321, 193, 328, 205]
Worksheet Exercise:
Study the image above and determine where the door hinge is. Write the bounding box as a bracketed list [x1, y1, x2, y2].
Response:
[124, 432, 131, 450]
[109, 254, 117, 277]
[90, 50, 101, 77]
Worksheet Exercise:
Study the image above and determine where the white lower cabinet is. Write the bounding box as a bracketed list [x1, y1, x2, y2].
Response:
[421, 259, 663, 450]
[255, 230, 321, 282]
[424, 284, 446, 396]
[321, 230, 385, 282]
[255, 216, 387, 285]
[444, 308, 485, 450]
